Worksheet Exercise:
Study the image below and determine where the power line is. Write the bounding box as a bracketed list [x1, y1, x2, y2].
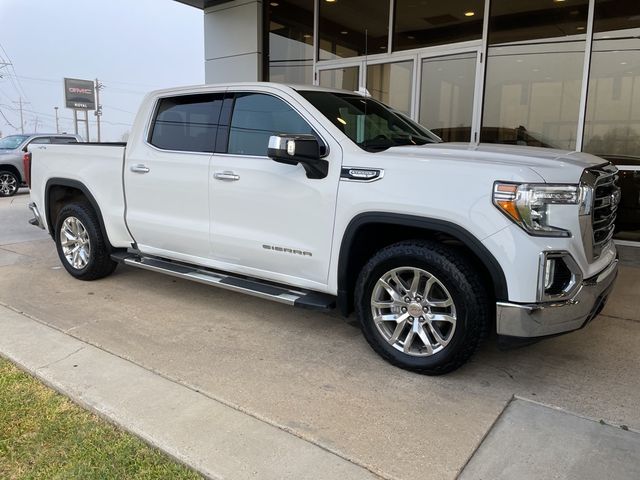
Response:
[0, 107, 19, 130]
[12, 98, 30, 134]
[2, 73, 148, 94]
[0, 42, 30, 103]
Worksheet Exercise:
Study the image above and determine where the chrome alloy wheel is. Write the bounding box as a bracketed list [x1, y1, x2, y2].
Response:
[371, 267, 457, 356]
[60, 216, 91, 270]
[0, 173, 17, 196]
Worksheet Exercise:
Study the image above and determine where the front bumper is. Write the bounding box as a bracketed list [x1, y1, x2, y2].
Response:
[28, 202, 45, 229]
[496, 258, 618, 339]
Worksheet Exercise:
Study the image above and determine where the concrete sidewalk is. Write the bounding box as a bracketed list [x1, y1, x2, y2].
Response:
[460, 398, 640, 479]
[0, 303, 379, 480]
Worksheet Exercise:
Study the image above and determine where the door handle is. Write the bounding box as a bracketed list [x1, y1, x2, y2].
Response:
[214, 171, 240, 181]
[130, 164, 150, 174]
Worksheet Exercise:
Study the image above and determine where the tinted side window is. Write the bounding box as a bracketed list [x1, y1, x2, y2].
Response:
[150, 93, 223, 152]
[52, 137, 78, 144]
[228, 93, 314, 156]
[29, 137, 51, 145]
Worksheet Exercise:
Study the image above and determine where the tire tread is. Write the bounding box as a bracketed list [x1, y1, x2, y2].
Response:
[55, 202, 117, 281]
[355, 240, 491, 375]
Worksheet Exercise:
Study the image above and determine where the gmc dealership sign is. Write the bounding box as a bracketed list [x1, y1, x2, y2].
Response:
[64, 78, 96, 110]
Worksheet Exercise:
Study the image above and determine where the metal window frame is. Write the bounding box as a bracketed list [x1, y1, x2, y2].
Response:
[308, 0, 623, 158]
[576, 0, 596, 152]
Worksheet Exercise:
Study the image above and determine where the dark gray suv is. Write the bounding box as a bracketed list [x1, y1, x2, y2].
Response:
[0, 133, 82, 196]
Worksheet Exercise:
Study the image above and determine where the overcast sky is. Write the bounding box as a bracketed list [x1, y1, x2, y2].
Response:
[0, 0, 204, 141]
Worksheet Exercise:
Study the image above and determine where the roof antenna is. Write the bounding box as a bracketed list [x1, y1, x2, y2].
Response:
[358, 28, 369, 145]
[357, 29, 371, 97]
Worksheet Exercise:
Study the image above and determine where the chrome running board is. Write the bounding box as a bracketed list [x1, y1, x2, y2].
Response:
[111, 252, 335, 311]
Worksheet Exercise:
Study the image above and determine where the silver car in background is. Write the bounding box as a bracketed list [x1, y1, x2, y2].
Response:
[0, 133, 82, 197]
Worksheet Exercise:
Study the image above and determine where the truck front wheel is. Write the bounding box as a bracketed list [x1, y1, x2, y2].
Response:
[55, 203, 117, 281]
[355, 240, 490, 375]
[0, 171, 19, 197]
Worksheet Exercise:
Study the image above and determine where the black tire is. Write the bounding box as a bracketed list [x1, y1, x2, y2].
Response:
[0, 170, 19, 197]
[355, 240, 490, 375]
[55, 202, 117, 281]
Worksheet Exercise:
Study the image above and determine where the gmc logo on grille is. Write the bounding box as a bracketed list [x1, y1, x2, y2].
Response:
[611, 190, 621, 206]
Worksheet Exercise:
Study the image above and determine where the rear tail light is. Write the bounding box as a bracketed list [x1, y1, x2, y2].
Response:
[23, 152, 32, 189]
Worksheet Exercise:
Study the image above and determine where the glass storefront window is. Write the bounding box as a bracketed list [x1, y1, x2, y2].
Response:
[584, 38, 640, 159]
[594, 0, 640, 33]
[394, 0, 484, 52]
[483, 1, 587, 150]
[318, 67, 360, 91]
[585, 1, 640, 242]
[419, 53, 476, 142]
[482, 42, 585, 149]
[266, 0, 314, 84]
[319, 0, 390, 60]
[488, 0, 588, 45]
[366, 61, 413, 115]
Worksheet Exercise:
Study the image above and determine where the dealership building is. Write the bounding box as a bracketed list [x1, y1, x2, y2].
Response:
[177, 0, 639, 244]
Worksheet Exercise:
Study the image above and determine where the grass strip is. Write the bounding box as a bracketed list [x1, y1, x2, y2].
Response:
[0, 357, 202, 480]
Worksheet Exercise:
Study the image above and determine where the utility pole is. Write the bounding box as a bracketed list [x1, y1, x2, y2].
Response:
[12, 97, 30, 134]
[54, 107, 59, 133]
[95, 78, 104, 142]
[33, 116, 39, 133]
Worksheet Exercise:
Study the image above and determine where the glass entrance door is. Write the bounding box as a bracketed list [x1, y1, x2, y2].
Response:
[418, 52, 478, 142]
[318, 66, 360, 91]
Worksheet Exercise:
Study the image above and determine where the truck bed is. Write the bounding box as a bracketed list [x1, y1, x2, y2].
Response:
[29, 142, 133, 248]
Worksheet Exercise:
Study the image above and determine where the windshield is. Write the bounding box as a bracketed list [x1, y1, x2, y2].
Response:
[298, 91, 440, 152]
[0, 135, 29, 150]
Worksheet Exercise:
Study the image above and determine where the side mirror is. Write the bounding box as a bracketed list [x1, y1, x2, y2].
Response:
[267, 134, 328, 179]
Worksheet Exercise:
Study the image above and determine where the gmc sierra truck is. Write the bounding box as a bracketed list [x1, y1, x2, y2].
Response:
[27, 83, 620, 374]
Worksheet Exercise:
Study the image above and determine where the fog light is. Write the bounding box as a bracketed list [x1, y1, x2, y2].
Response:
[538, 252, 582, 302]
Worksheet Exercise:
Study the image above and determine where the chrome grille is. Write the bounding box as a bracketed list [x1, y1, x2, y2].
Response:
[580, 163, 620, 261]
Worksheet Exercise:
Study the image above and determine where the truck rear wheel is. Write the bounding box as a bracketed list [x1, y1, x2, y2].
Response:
[55, 203, 117, 281]
[355, 240, 490, 375]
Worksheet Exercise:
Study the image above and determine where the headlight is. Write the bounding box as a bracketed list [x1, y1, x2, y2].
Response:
[493, 182, 580, 237]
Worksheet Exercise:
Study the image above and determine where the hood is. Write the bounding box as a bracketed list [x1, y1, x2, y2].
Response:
[381, 143, 608, 183]
[0, 149, 20, 157]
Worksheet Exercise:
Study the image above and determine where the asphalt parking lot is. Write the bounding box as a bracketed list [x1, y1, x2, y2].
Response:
[2, 191, 640, 479]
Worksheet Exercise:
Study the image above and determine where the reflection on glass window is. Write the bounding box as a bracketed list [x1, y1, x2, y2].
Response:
[394, 0, 483, 52]
[584, 38, 640, 159]
[266, 0, 314, 84]
[594, 0, 640, 33]
[483, 1, 587, 150]
[319, 67, 359, 91]
[150, 94, 223, 153]
[319, 0, 390, 60]
[585, 1, 640, 242]
[419, 53, 476, 142]
[482, 42, 584, 150]
[489, 0, 588, 45]
[366, 61, 413, 115]
[228, 93, 314, 156]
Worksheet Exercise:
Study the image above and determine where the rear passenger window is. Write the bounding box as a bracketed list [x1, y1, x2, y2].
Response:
[52, 137, 78, 144]
[29, 137, 51, 145]
[150, 93, 223, 152]
[228, 93, 315, 156]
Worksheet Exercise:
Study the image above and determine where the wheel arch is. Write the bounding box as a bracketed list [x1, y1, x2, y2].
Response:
[0, 164, 22, 183]
[45, 178, 110, 247]
[337, 212, 509, 316]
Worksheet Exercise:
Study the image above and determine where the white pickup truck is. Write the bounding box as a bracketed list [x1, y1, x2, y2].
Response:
[27, 82, 620, 374]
